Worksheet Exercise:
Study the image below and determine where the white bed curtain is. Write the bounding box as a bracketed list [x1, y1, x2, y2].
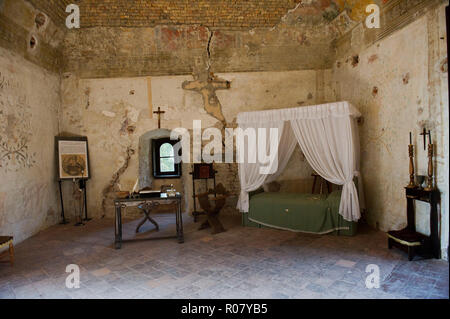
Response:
[236, 121, 286, 212]
[236, 101, 364, 222]
[265, 123, 298, 184]
[290, 116, 360, 221]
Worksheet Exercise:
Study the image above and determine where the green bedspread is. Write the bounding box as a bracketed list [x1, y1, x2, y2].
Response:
[243, 190, 357, 236]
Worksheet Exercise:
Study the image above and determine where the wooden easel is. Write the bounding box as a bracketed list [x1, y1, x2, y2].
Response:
[59, 177, 90, 226]
[55, 136, 91, 225]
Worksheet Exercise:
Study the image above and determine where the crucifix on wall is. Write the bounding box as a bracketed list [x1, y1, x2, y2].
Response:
[182, 72, 231, 125]
[419, 127, 428, 150]
[153, 107, 165, 129]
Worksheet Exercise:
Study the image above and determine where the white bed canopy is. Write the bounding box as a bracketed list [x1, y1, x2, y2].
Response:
[236, 101, 365, 222]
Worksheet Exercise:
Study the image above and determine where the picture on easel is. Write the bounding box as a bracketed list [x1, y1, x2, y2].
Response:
[55, 136, 91, 225]
[56, 136, 90, 180]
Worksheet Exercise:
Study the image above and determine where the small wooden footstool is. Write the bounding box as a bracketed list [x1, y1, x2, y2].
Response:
[0, 236, 14, 266]
[387, 229, 428, 261]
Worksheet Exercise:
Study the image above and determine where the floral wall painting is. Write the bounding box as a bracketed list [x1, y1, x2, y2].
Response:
[0, 71, 36, 171]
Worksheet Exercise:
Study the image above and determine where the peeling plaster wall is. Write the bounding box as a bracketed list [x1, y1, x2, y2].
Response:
[0, 0, 62, 245]
[0, 0, 64, 73]
[60, 70, 323, 219]
[0, 47, 60, 244]
[2, 0, 447, 260]
[62, 23, 334, 78]
[25, 0, 376, 29]
[328, 3, 449, 259]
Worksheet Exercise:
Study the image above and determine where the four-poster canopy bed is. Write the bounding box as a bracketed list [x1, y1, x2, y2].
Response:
[236, 101, 365, 236]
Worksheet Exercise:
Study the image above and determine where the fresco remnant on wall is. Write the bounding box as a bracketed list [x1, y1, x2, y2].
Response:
[0, 71, 36, 171]
[182, 29, 232, 125]
[182, 71, 231, 125]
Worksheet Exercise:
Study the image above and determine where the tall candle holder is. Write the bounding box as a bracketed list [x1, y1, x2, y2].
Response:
[406, 143, 416, 188]
[424, 143, 434, 191]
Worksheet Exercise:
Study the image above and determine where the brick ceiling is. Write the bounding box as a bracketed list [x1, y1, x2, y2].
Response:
[27, 0, 383, 29]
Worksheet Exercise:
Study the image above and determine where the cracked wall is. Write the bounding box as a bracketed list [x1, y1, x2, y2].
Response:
[1, 0, 449, 260]
[57, 0, 387, 79]
[62, 21, 335, 78]
[60, 70, 324, 219]
[25, 0, 386, 29]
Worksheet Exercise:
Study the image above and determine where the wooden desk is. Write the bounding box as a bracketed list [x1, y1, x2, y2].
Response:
[114, 193, 184, 249]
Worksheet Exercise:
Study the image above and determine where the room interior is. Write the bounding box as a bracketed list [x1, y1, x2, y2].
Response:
[0, 0, 449, 300]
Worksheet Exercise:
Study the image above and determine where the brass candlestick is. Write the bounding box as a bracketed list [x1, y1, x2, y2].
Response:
[424, 143, 434, 191]
[406, 144, 416, 188]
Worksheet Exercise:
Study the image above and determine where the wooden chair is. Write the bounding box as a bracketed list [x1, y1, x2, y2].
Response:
[195, 183, 230, 234]
[311, 173, 333, 194]
[0, 236, 14, 266]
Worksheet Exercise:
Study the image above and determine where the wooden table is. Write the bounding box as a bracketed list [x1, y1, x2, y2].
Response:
[114, 193, 184, 249]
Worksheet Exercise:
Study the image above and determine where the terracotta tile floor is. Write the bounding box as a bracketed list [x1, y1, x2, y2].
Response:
[0, 213, 448, 299]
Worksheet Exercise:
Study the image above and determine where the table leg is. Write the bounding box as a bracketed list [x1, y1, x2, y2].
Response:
[135, 217, 147, 233]
[388, 238, 393, 249]
[430, 199, 440, 259]
[175, 203, 179, 234]
[115, 204, 122, 249]
[147, 213, 159, 230]
[136, 208, 160, 233]
[408, 246, 415, 261]
[177, 200, 184, 243]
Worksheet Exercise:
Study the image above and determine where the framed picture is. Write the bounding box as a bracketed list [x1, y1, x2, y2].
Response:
[55, 136, 90, 180]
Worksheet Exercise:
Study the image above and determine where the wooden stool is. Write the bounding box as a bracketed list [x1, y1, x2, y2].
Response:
[388, 229, 429, 261]
[0, 236, 14, 266]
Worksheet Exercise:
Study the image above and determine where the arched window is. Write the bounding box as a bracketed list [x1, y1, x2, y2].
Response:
[152, 138, 181, 178]
[159, 143, 174, 172]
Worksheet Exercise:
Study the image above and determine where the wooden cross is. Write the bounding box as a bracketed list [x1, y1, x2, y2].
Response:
[419, 127, 428, 150]
[153, 107, 165, 129]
